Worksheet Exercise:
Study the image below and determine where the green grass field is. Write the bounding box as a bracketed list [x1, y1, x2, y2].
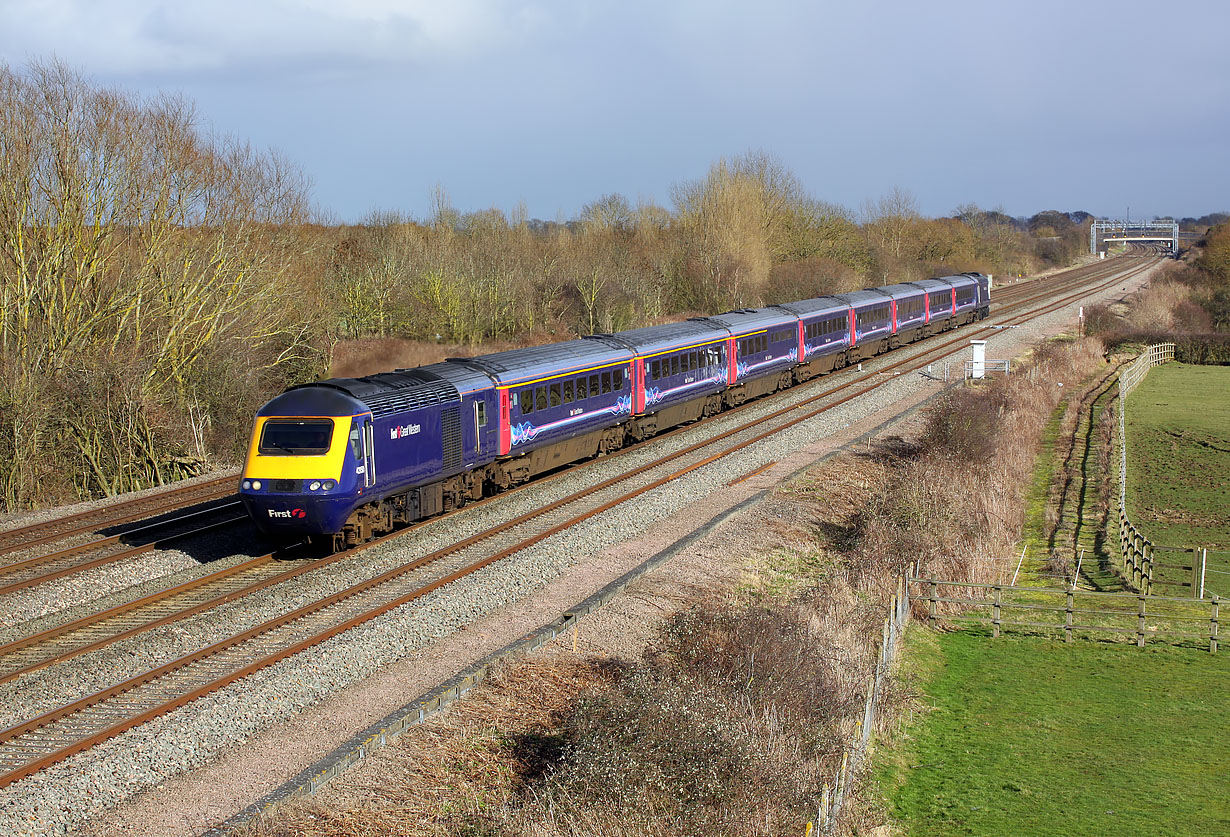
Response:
[875, 628, 1230, 836]
[1125, 362, 1230, 593]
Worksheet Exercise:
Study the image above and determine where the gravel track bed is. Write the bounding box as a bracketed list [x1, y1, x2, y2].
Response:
[0, 356, 890, 728]
[0, 521, 272, 648]
[0, 262, 1156, 836]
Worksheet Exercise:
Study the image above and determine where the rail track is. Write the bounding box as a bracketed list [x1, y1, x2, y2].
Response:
[0, 503, 247, 598]
[0, 257, 1121, 610]
[0, 256, 1158, 789]
[0, 475, 237, 561]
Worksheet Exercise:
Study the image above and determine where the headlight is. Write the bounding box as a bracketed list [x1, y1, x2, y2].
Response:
[309, 481, 321, 491]
[323, 480, 336, 490]
[242, 479, 251, 490]
[251, 480, 262, 490]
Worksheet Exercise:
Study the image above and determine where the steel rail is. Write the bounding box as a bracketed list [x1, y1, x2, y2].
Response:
[0, 500, 243, 580]
[0, 257, 1156, 789]
[0, 517, 246, 599]
[0, 476, 237, 558]
[0, 512, 246, 598]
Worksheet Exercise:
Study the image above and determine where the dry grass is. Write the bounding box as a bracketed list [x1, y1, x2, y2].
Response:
[241, 658, 620, 837]
[245, 339, 1113, 837]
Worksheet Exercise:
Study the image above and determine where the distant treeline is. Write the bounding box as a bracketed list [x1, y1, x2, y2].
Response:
[320, 187, 1100, 349]
[0, 59, 1095, 510]
[1179, 213, 1230, 231]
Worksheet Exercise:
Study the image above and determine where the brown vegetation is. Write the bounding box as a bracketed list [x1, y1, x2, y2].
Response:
[0, 59, 324, 509]
[244, 338, 1110, 836]
[1083, 235, 1230, 363]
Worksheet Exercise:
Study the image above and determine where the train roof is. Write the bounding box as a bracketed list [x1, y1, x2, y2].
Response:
[909, 279, 953, 293]
[875, 283, 927, 301]
[833, 289, 893, 309]
[698, 307, 797, 336]
[257, 385, 369, 419]
[464, 338, 633, 387]
[935, 273, 979, 288]
[416, 359, 497, 395]
[590, 320, 729, 356]
[267, 368, 461, 419]
[772, 296, 850, 317]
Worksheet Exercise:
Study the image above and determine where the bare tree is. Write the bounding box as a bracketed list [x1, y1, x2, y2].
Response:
[0, 59, 317, 505]
[863, 186, 920, 264]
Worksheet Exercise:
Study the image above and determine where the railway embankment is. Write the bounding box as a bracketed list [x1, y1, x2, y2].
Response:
[873, 290, 1230, 833]
[193, 279, 1154, 836]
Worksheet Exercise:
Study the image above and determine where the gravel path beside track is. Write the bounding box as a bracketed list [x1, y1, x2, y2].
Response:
[0, 260, 1157, 836]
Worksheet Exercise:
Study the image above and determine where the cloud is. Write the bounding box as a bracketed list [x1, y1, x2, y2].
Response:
[0, 0, 545, 76]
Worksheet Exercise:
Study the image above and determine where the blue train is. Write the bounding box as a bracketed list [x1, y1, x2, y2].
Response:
[239, 273, 990, 549]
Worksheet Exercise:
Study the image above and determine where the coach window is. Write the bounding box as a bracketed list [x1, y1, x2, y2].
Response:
[535, 386, 548, 411]
[668, 355, 677, 376]
[519, 389, 533, 414]
[652, 359, 661, 379]
[601, 371, 612, 393]
[549, 383, 561, 407]
[589, 374, 599, 396]
[612, 369, 623, 390]
[563, 380, 574, 403]
[576, 377, 587, 399]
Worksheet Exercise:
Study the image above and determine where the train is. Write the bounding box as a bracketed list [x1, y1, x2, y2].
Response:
[239, 273, 991, 550]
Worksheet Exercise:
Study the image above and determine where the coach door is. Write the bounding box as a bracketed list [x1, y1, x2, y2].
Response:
[360, 419, 375, 489]
[473, 399, 487, 455]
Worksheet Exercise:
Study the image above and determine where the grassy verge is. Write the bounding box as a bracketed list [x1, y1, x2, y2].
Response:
[875, 627, 1230, 837]
[1125, 363, 1230, 592]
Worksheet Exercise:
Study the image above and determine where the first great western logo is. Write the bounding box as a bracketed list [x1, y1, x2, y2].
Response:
[390, 423, 421, 440]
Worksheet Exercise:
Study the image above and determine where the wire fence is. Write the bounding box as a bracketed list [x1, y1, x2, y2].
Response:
[806, 569, 912, 834]
[1108, 343, 1225, 597]
[911, 578, 1220, 652]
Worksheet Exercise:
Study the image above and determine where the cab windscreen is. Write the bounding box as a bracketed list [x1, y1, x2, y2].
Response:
[259, 419, 334, 455]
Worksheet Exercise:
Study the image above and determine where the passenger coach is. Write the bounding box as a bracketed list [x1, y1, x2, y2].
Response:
[240, 273, 991, 549]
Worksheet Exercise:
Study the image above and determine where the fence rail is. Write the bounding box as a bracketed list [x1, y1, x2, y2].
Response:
[1113, 343, 1198, 596]
[910, 578, 1220, 652]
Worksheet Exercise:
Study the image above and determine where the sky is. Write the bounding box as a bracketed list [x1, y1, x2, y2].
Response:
[2, 0, 1227, 223]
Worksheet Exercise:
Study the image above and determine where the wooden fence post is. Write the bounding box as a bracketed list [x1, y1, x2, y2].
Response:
[992, 585, 1002, 638]
[929, 580, 937, 622]
[1065, 589, 1074, 643]
[1137, 595, 1147, 648]
[1212, 595, 1220, 654]
[1144, 542, 1154, 596]
[1132, 529, 1143, 589]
